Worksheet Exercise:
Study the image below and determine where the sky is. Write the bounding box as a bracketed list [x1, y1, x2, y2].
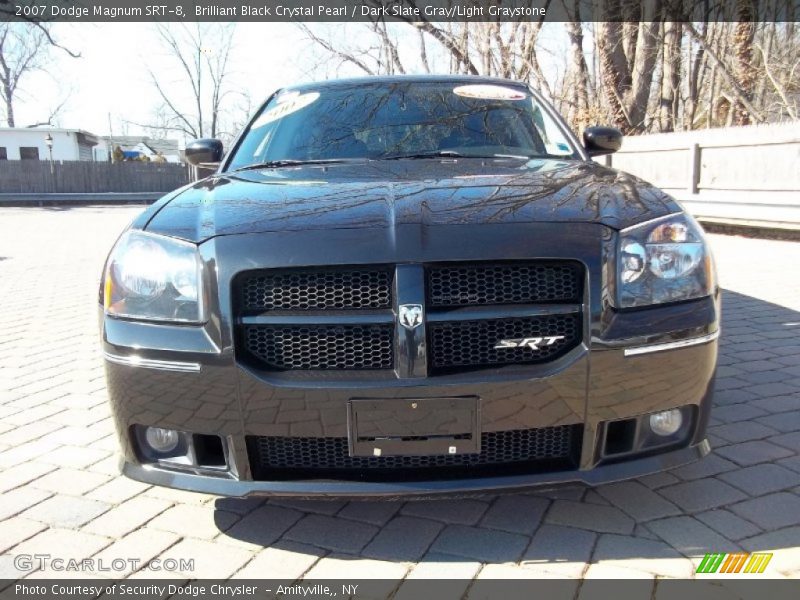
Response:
[13, 22, 568, 146]
[16, 23, 317, 141]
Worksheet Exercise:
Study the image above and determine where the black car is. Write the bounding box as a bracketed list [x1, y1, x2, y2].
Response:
[100, 75, 719, 497]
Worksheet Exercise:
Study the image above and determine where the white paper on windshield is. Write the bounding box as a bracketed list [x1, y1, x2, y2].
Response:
[453, 85, 527, 101]
[252, 92, 320, 128]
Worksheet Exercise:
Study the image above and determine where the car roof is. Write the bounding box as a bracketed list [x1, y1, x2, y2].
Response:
[282, 74, 530, 93]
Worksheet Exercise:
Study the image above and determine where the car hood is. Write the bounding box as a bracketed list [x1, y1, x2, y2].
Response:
[144, 158, 681, 243]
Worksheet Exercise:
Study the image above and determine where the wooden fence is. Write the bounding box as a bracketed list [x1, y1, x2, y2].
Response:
[0, 160, 192, 194]
[604, 122, 800, 225]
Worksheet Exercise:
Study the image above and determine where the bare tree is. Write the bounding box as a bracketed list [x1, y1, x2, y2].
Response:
[563, 2, 593, 129]
[141, 23, 236, 140]
[732, 0, 758, 125]
[300, 11, 558, 84]
[0, 22, 76, 127]
[25, 95, 71, 128]
[298, 5, 798, 136]
[296, 24, 381, 76]
[595, 1, 664, 133]
[657, 12, 683, 131]
[754, 27, 799, 121]
[684, 21, 765, 125]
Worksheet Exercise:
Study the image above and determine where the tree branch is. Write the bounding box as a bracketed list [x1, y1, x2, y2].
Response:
[296, 24, 375, 75]
[683, 21, 765, 123]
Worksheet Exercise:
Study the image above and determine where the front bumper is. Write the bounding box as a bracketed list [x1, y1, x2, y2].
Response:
[102, 222, 720, 497]
[121, 440, 710, 499]
[102, 298, 719, 497]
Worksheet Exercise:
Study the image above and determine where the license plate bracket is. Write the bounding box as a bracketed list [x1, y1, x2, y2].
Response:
[348, 397, 480, 457]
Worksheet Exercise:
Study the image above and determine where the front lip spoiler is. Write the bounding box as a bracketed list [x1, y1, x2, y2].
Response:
[121, 440, 710, 499]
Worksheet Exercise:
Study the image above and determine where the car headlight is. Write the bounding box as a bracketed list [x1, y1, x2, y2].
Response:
[103, 230, 205, 323]
[617, 213, 715, 308]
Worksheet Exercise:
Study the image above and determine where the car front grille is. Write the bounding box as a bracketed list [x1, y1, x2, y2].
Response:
[429, 314, 581, 373]
[239, 266, 392, 312]
[244, 324, 394, 370]
[246, 424, 582, 481]
[235, 261, 584, 374]
[427, 262, 582, 307]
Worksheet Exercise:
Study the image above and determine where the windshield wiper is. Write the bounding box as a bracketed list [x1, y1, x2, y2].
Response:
[232, 158, 362, 172]
[379, 150, 466, 160]
[379, 151, 534, 160]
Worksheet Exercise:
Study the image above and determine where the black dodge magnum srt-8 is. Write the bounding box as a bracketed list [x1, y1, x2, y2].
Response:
[100, 75, 719, 497]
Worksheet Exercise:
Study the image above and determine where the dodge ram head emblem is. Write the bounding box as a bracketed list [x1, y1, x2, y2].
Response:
[398, 304, 423, 329]
[495, 336, 566, 350]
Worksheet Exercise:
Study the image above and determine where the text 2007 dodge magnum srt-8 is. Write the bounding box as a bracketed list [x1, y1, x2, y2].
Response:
[100, 76, 719, 497]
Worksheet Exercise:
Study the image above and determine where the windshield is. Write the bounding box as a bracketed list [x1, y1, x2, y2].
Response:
[227, 81, 578, 170]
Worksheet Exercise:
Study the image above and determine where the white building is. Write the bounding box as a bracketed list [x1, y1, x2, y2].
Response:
[0, 127, 100, 161]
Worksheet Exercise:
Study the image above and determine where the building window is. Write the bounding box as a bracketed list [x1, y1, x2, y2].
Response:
[0, 147, 7, 160]
[19, 147, 40, 160]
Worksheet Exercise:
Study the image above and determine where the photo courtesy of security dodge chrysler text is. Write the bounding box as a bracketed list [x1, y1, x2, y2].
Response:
[99, 75, 719, 497]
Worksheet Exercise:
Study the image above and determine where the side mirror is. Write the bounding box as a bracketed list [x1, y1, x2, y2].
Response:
[583, 126, 623, 157]
[185, 138, 224, 167]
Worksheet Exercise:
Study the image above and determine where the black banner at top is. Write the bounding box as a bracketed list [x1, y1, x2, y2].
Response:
[3, 0, 799, 23]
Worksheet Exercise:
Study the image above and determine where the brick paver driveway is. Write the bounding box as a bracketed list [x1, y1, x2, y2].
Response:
[1, 206, 799, 584]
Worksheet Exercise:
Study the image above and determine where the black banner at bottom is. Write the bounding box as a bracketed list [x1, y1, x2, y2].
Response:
[2, 579, 800, 600]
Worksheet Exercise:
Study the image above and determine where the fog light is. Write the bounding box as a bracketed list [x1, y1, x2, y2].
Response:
[649, 410, 683, 437]
[144, 427, 180, 453]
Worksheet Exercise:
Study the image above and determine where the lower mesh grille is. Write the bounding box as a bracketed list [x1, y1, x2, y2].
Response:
[429, 314, 581, 372]
[244, 324, 394, 370]
[247, 425, 581, 481]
